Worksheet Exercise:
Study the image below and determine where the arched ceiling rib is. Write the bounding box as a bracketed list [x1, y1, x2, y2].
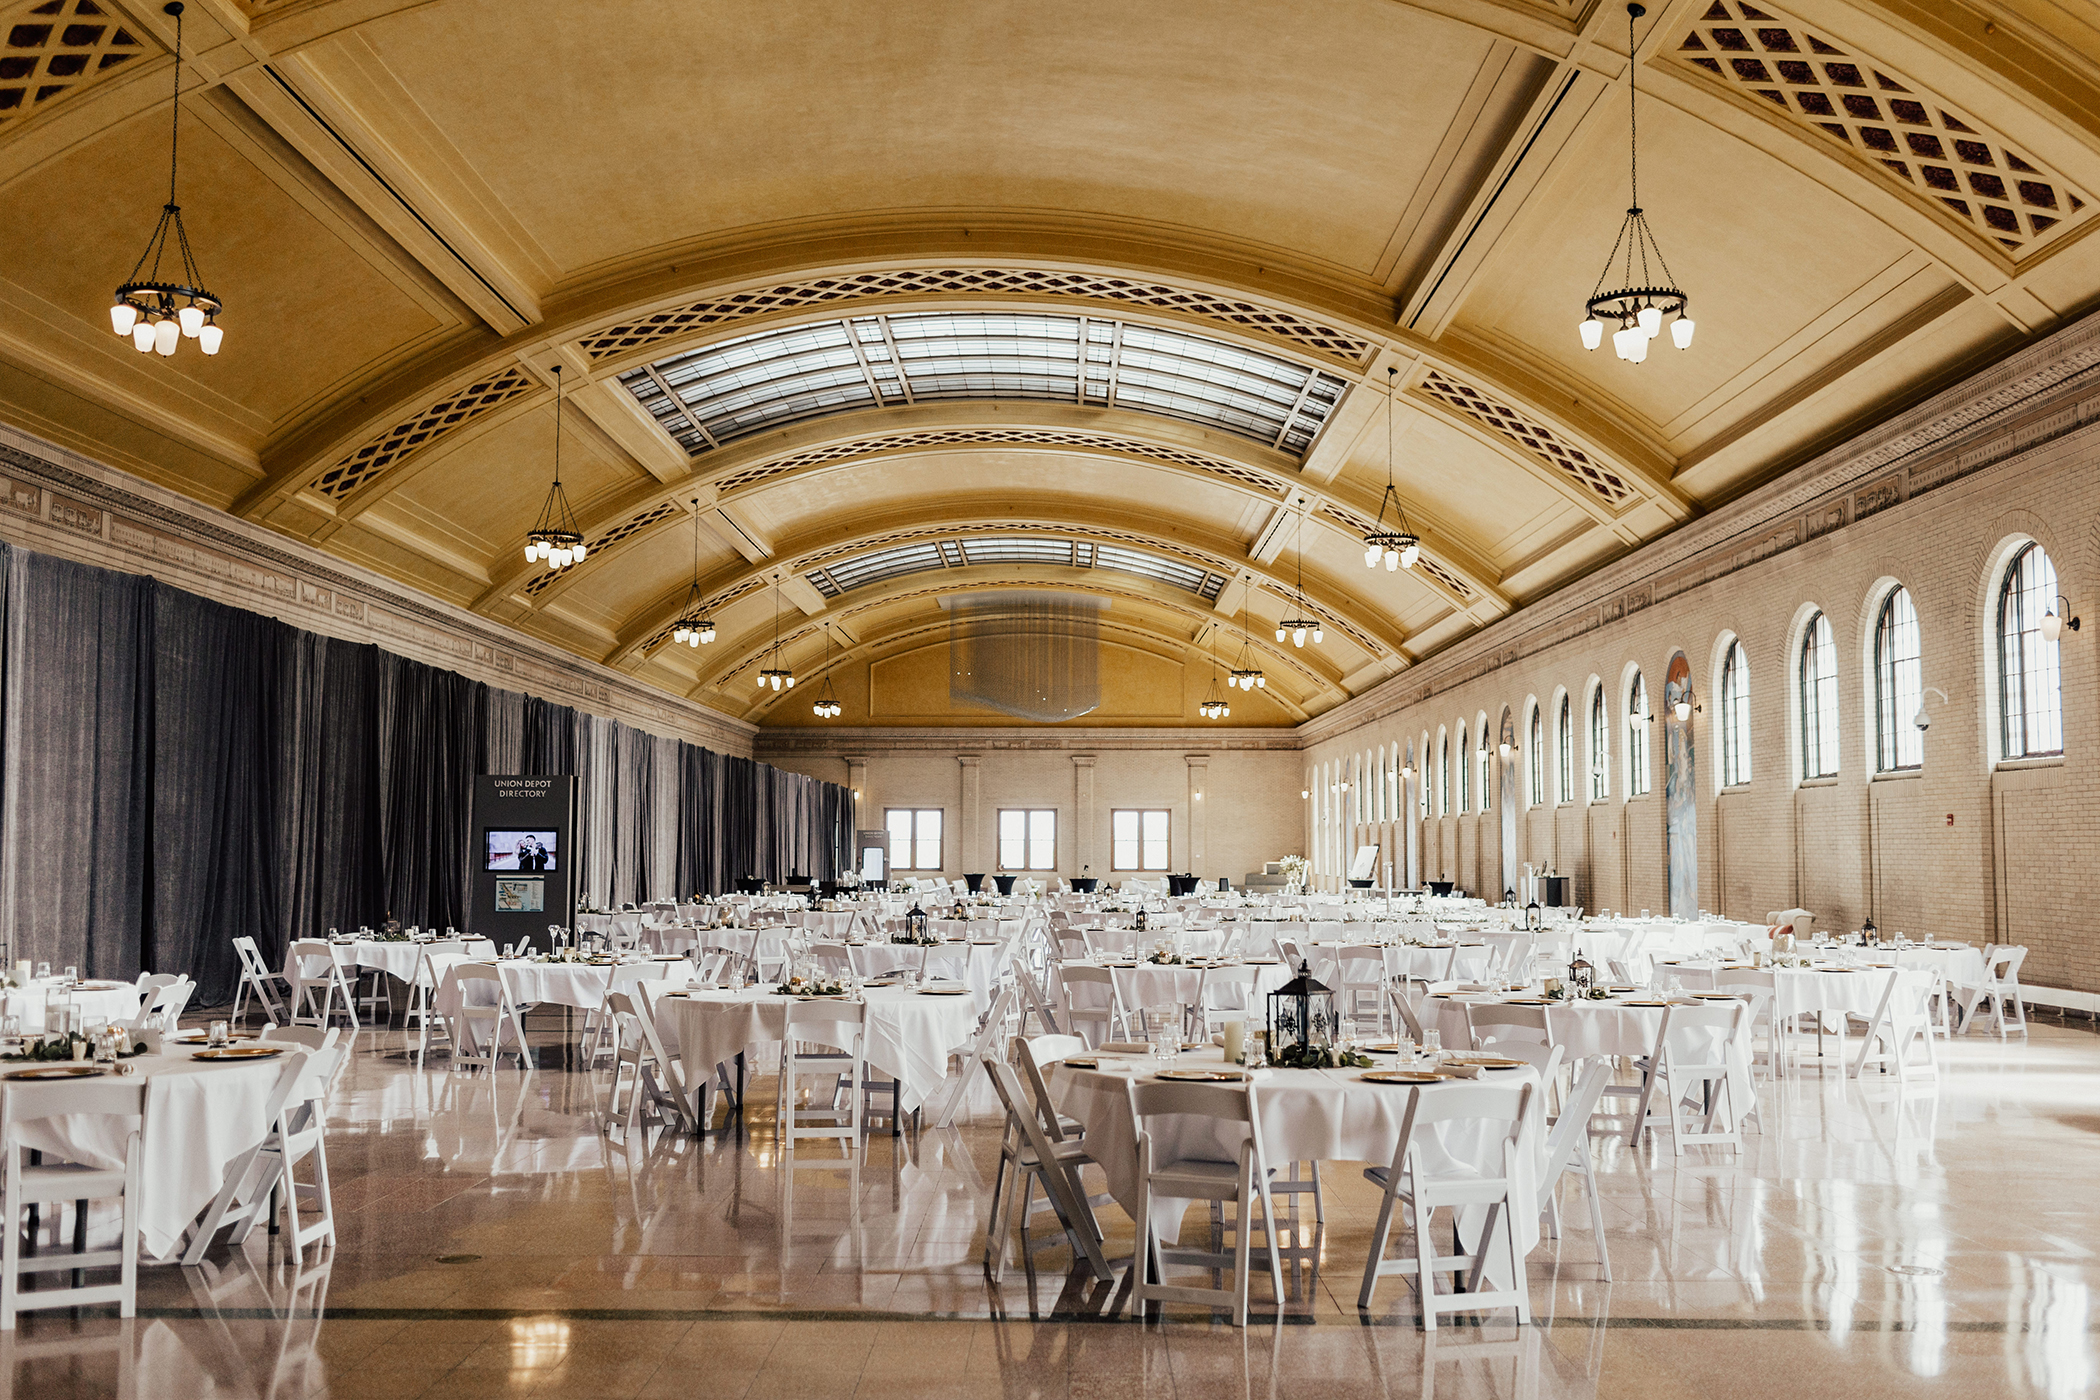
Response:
[2, 0, 2100, 729]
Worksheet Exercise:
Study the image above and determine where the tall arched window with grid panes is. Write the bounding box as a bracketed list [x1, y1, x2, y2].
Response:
[1457, 722, 1469, 812]
[1440, 734, 1450, 816]
[1999, 542, 2063, 759]
[1589, 687, 1608, 802]
[1529, 704, 1544, 806]
[1874, 586, 1923, 771]
[1720, 639, 1751, 787]
[1800, 611, 1840, 779]
[1626, 671, 1651, 797]
[1557, 694, 1573, 803]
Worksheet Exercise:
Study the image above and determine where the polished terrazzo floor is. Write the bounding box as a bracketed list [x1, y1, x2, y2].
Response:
[5, 1009, 2099, 1399]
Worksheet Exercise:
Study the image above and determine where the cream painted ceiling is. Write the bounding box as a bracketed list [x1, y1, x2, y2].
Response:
[2, 0, 2099, 727]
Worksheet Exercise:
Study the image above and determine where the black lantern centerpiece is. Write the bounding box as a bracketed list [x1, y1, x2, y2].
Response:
[1265, 959, 1340, 1068]
[1525, 897, 1543, 931]
[1134, 904, 1148, 934]
[1861, 917, 1878, 945]
[1569, 949, 1595, 994]
[898, 901, 930, 946]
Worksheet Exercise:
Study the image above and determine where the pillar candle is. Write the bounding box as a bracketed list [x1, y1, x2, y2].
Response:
[1222, 1019, 1245, 1063]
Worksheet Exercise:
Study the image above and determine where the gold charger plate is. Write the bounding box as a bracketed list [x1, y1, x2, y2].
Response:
[1155, 1068, 1246, 1082]
[171, 1031, 259, 1043]
[75, 981, 130, 991]
[1690, 991, 1744, 999]
[1362, 1042, 1405, 1053]
[1061, 1057, 1101, 1069]
[1360, 1070, 1441, 1084]
[1619, 999, 1672, 1007]
[1448, 1054, 1525, 1068]
[1502, 998, 1551, 1005]
[916, 987, 970, 996]
[192, 1046, 288, 1061]
[6, 1064, 110, 1080]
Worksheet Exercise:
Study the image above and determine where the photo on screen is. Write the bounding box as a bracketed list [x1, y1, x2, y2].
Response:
[486, 829, 559, 871]
[494, 877, 545, 913]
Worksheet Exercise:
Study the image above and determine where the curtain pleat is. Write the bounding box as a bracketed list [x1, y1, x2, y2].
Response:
[0, 542, 849, 988]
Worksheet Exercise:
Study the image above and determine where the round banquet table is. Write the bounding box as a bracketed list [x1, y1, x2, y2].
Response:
[2, 978, 143, 1034]
[435, 955, 693, 1019]
[661, 985, 980, 1114]
[1048, 1048, 1544, 1278]
[1889, 944, 1987, 988]
[847, 939, 1005, 1012]
[349, 937, 497, 982]
[1065, 958, 1296, 1020]
[8, 1045, 285, 1259]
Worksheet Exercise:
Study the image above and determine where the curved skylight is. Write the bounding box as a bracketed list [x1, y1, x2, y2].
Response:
[805, 536, 1230, 600]
[617, 312, 1347, 457]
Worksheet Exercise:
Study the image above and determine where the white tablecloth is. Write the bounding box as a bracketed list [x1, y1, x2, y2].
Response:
[12, 1047, 282, 1258]
[435, 956, 691, 1017]
[661, 986, 980, 1113]
[349, 939, 496, 981]
[848, 940, 1006, 1012]
[2, 979, 142, 1034]
[1051, 1050, 1544, 1259]
[1890, 945, 1988, 988]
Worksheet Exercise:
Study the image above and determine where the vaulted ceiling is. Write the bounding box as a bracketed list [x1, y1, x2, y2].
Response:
[3, 0, 2099, 727]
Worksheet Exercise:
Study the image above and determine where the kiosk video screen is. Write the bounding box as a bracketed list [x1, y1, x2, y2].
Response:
[486, 829, 558, 871]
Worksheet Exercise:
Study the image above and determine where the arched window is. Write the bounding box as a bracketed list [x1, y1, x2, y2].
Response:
[1457, 723, 1470, 812]
[1720, 639, 1751, 786]
[1529, 704, 1544, 806]
[1626, 671, 1651, 797]
[1800, 612, 1839, 779]
[1557, 695, 1573, 803]
[1479, 721, 1492, 812]
[1419, 736, 1430, 818]
[1874, 586, 1923, 771]
[1588, 688, 1608, 801]
[1439, 734, 1450, 816]
[1999, 542, 2063, 759]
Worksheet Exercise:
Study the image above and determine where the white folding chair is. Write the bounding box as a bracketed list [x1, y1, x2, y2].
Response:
[231, 935, 288, 1026]
[1195, 965, 1260, 1038]
[128, 973, 188, 1033]
[1851, 969, 1941, 1083]
[1958, 945, 2028, 1037]
[1537, 1060, 1614, 1281]
[286, 940, 358, 1030]
[983, 1041, 1111, 1283]
[1, 1076, 145, 1328]
[1357, 1079, 1535, 1329]
[406, 941, 464, 1062]
[1128, 1078, 1284, 1327]
[603, 990, 691, 1135]
[1388, 986, 1429, 1044]
[1715, 970, 1782, 1079]
[1333, 945, 1390, 1035]
[1652, 1002, 1747, 1156]
[779, 999, 864, 1162]
[181, 1044, 340, 1265]
[446, 964, 529, 1070]
[1057, 965, 1130, 1049]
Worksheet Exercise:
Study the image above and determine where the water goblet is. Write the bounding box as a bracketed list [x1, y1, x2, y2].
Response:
[208, 1020, 230, 1048]
[62, 966, 77, 985]
[35, 963, 49, 982]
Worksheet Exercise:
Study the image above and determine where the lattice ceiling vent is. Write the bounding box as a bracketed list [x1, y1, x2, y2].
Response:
[1676, 1, 2088, 256]
[0, 0, 142, 125]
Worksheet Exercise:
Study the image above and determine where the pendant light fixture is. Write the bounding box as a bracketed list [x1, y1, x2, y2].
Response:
[1199, 624, 1230, 719]
[1362, 367, 1420, 571]
[1577, 3, 1693, 362]
[1229, 582, 1266, 691]
[670, 498, 716, 647]
[811, 624, 842, 718]
[109, 4, 224, 357]
[757, 573, 795, 692]
[524, 366, 585, 570]
[1274, 507, 1322, 648]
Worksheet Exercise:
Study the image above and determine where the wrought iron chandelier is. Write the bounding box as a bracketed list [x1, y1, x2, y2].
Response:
[1578, 3, 1694, 364]
[811, 625, 842, 717]
[1274, 508, 1322, 648]
[670, 498, 715, 646]
[109, 4, 223, 357]
[1200, 625, 1230, 719]
[524, 366, 585, 570]
[1230, 583, 1266, 690]
[1362, 367, 1420, 571]
[757, 575, 795, 691]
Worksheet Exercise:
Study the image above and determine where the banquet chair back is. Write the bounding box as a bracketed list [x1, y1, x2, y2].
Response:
[1388, 987, 1427, 1044]
[982, 1057, 1112, 1285]
[1356, 1079, 1534, 1328]
[602, 990, 689, 1135]
[1128, 1078, 1283, 1327]
[1714, 970, 1780, 1077]
[1465, 1003, 1551, 1050]
[287, 939, 358, 1030]
[1056, 965, 1129, 1049]
[1196, 965, 1261, 1037]
[780, 999, 865, 1161]
[231, 935, 288, 1026]
[181, 1045, 340, 1265]
[1653, 1002, 1747, 1156]
[261, 1024, 346, 1087]
[129, 973, 189, 1033]
[1, 1075, 147, 1327]
[447, 965, 528, 1071]
[1334, 945, 1390, 1035]
[1013, 1035, 1088, 1142]
[1054, 933, 1091, 963]
[1536, 1060, 1613, 1281]
[1082, 926, 1134, 960]
[1851, 969, 1940, 1083]
[1959, 945, 2028, 1037]
[405, 940, 465, 1059]
[812, 941, 855, 979]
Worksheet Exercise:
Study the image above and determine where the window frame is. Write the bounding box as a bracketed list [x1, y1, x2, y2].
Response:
[1110, 808, 1171, 872]
[1998, 543, 2063, 760]
[1720, 639, 1752, 787]
[1873, 586, 1924, 772]
[1557, 695, 1573, 804]
[1457, 723, 1470, 813]
[1588, 687, 1609, 802]
[997, 807, 1058, 871]
[884, 807, 944, 871]
[1626, 671, 1651, 798]
[1440, 735, 1450, 816]
[1800, 612, 1840, 780]
[1528, 704, 1544, 807]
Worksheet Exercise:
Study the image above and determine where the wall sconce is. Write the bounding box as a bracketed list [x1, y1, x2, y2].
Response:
[1672, 687, 1701, 723]
[1193, 792, 1203, 802]
[1301, 789, 1310, 799]
[2042, 595, 2081, 642]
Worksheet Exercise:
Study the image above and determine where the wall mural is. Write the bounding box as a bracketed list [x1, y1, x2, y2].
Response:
[1664, 651, 1699, 918]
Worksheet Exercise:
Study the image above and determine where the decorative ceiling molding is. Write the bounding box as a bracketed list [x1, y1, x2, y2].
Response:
[1670, 1, 2091, 260]
[575, 267, 1379, 370]
[1415, 369, 1639, 509]
[521, 499, 682, 598]
[1313, 499, 1474, 603]
[0, 0, 147, 130]
[310, 364, 534, 503]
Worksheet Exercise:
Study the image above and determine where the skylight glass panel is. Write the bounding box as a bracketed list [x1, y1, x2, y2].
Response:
[1093, 544, 1211, 594]
[822, 542, 945, 592]
[619, 311, 1344, 457]
[960, 537, 1083, 568]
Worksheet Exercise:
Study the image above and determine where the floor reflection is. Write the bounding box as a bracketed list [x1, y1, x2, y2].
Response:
[0, 1012, 2092, 1397]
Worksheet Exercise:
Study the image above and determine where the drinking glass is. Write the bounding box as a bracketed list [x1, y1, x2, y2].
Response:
[62, 966, 77, 985]
[1421, 1030, 1442, 1058]
[34, 963, 49, 982]
[208, 1020, 230, 1048]
[1150, 1013, 1179, 1068]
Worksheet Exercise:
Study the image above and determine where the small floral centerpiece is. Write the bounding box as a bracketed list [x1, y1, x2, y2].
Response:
[1145, 945, 1185, 966]
[1583, 985, 1615, 1000]
[1277, 854, 1309, 892]
[838, 871, 863, 891]
[775, 973, 851, 998]
[1267, 1041, 1373, 1070]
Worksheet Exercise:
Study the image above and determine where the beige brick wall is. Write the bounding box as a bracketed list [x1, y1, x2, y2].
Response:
[1301, 322, 2100, 991]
